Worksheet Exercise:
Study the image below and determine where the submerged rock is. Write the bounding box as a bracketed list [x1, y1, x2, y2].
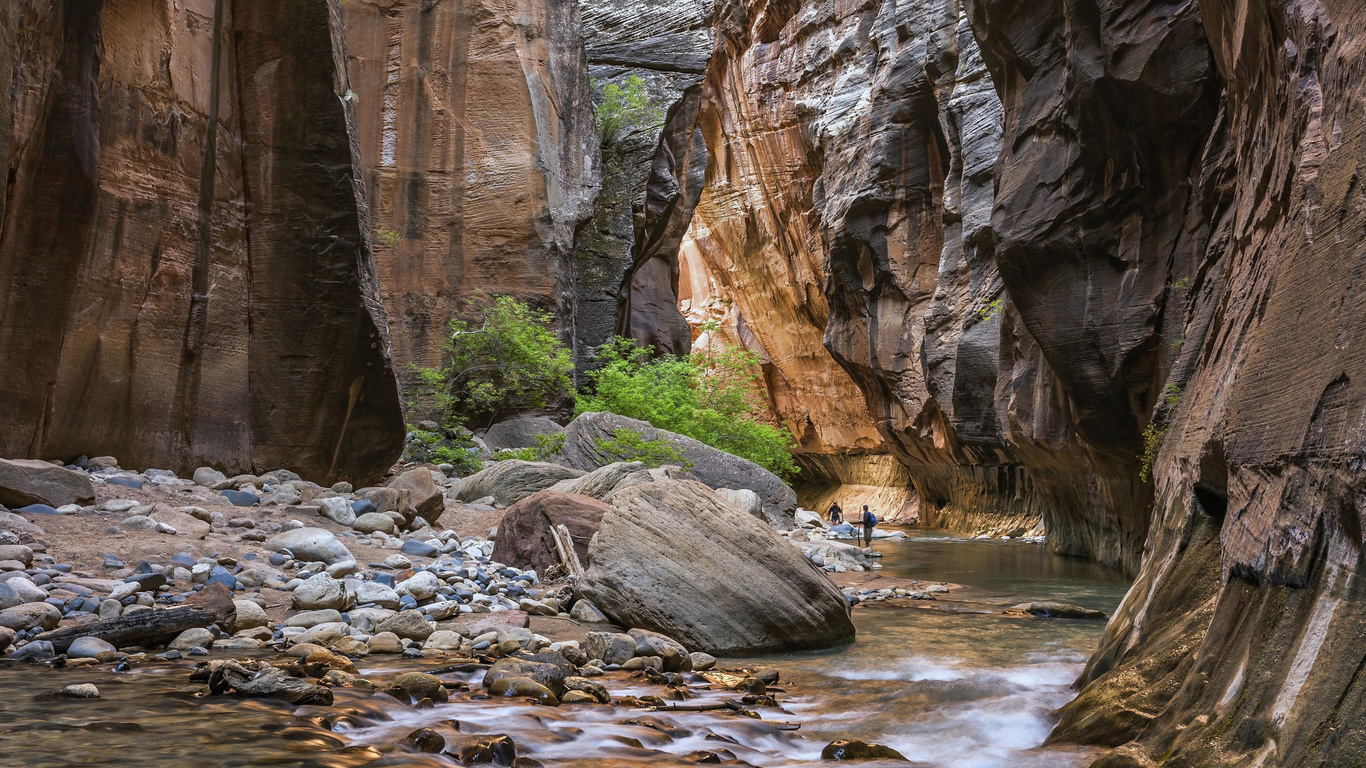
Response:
[820, 740, 908, 761]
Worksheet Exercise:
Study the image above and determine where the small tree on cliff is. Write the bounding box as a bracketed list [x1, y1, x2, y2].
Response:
[414, 295, 573, 430]
[592, 75, 664, 146]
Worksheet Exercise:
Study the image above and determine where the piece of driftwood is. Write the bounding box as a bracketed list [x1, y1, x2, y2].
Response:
[37, 606, 218, 653]
[551, 523, 584, 578]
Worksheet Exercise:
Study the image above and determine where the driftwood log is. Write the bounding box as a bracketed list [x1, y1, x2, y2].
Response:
[36, 606, 218, 654]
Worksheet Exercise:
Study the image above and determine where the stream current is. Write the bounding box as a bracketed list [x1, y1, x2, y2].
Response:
[0, 529, 1129, 768]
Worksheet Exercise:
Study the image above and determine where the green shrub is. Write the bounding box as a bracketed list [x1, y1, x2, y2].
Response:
[595, 427, 692, 469]
[403, 427, 483, 476]
[593, 75, 663, 146]
[412, 295, 573, 429]
[578, 336, 799, 478]
[1140, 422, 1167, 482]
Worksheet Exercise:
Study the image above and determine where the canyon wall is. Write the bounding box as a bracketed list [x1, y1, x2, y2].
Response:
[672, 0, 1159, 564]
[1039, 1, 1366, 765]
[573, 0, 713, 369]
[342, 0, 599, 391]
[0, 0, 404, 484]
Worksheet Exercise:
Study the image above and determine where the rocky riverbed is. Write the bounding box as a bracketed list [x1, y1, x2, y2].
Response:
[0, 454, 1111, 767]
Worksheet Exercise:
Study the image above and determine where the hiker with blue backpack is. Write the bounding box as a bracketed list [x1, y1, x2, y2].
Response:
[860, 505, 877, 547]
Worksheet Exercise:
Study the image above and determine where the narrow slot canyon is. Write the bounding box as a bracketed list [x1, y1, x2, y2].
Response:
[1, 0, 1364, 766]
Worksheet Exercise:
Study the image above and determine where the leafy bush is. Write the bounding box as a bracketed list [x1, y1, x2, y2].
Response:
[491, 432, 567, 463]
[412, 295, 573, 429]
[1139, 422, 1166, 483]
[593, 75, 664, 146]
[595, 427, 692, 469]
[403, 427, 483, 476]
[578, 336, 799, 478]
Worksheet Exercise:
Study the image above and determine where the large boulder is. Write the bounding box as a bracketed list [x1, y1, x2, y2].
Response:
[386, 468, 444, 524]
[454, 460, 583, 508]
[0, 459, 95, 508]
[578, 477, 854, 655]
[491, 491, 609, 573]
[547, 461, 643, 499]
[263, 528, 354, 565]
[481, 416, 565, 452]
[559, 412, 797, 527]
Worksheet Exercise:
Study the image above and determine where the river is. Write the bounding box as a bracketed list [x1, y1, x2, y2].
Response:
[0, 529, 1129, 767]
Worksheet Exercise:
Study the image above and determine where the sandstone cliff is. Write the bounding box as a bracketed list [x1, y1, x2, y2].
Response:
[1038, 1, 1366, 764]
[0, 0, 404, 484]
[343, 0, 600, 389]
[574, 0, 713, 368]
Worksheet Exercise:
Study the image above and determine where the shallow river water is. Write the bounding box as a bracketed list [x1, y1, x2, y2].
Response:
[0, 530, 1129, 768]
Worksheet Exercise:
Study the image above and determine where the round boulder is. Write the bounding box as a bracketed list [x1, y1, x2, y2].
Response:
[491, 491, 608, 573]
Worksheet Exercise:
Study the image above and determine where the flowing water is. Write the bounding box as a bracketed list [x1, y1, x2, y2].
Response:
[0, 529, 1129, 768]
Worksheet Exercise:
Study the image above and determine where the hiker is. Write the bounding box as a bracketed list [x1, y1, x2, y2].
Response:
[860, 505, 877, 547]
[827, 502, 843, 524]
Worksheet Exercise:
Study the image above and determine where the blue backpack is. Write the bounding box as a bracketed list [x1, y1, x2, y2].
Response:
[862, 510, 876, 526]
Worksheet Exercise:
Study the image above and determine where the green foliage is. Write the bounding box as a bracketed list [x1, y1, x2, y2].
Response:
[1140, 422, 1167, 482]
[374, 227, 400, 249]
[492, 432, 568, 463]
[595, 427, 692, 469]
[578, 336, 800, 478]
[403, 427, 484, 476]
[975, 298, 1004, 323]
[412, 295, 573, 430]
[592, 75, 664, 146]
[1170, 336, 1186, 352]
[1164, 382, 1183, 408]
[1168, 276, 1193, 294]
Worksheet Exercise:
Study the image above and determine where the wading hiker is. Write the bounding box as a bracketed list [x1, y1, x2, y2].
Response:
[827, 501, 843, 524]
[860, 505, 877, 547]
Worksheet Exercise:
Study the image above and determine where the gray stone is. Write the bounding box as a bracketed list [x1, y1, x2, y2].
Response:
[583, 631, 635, 665]
[169, 627, 216, 651]
[395, 571, 440, 601]
[454, 460, 584, 508]
[68, 636, 117, 658]
[6, 577, 46, 603]
[192, 467, 228, 488]
[234, 600, 270, 630]
[351, 512, 395, 534]
[0, 602, 61, 631]
[569, 599, 609, 623]
[60, 683, 100, 698]
[353, 581, 401, 609]
[316, 497, 356, 527]
[291, 573, 348, 612]
[0, 583, 17, 610]
[285, 609, 344, 628]
[264, 528, 354, 566]
[547, 461, 644, 499]
[9, 639, 53, 661]
[0, 459, 96, 508]
[0, 545, 32, 567]
[377, 610, 434, 641]
[689, 651, 716, 671]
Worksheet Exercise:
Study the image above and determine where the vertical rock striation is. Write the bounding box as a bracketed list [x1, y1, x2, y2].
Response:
[1041, 2, 1366, 765]
[343, 0, 600, 388]
[0, 0, 404, 484]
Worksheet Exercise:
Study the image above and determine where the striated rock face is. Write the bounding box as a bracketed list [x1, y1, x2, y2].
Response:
[343, 0, 599, 385]
[574, 0, 713, 368]
[1038, 1, 1366, 764]
[683, 0, 1142, 561]
[0, 0, 403, 484]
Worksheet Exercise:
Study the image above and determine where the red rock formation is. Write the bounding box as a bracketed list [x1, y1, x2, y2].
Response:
[1037, 1, 1366, 763]
[0, 0, 403, 484]
[342, 0, 599, 386]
